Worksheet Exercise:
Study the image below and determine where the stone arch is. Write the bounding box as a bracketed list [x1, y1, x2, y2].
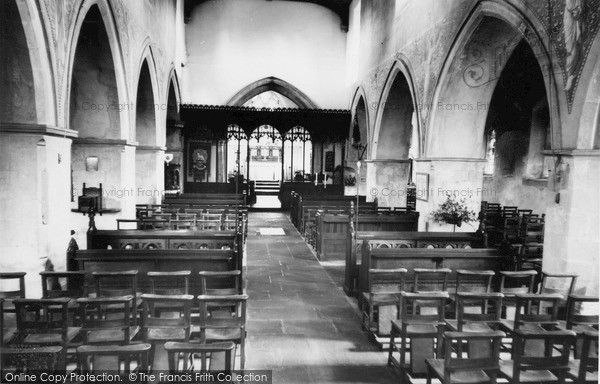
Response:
[165, 65, 182, 116]
[349, 86, 370, 149]
[65, 0, 129, 139]
[0, 0, 56, 125]
[133, 43, 160, 146]
[372, 58, 421, 160]
[227, 76, 318, 109]
[426, 1, 563, 159]
[577, 36, 600, 149]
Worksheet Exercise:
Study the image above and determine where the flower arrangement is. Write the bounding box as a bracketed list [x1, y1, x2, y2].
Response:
[430, 194, 477, 228]
[344, 175, 356, 186]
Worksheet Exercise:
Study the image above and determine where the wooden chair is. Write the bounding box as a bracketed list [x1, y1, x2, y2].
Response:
[141, 294, 194, 372]
[147, 271, 191, 295]
[140, 218, 169, 230]
[1, 298, 15, 346]
[499, 293, 564, 357]
[445, 293, 504, 356]
[77, 343, 151, 379]
[567, 329, 599, 384]
[0, 272, 26, 313]
[77, 295, 140, 345]
[361, 268, 407, 336]
[412, 268, 451, 293]
[197, 294, 248, 370]
[498, 270, 537, 319]
[426, 331, 505, 384]
[13, 297, 80, 370]
[93, 270, 141, 323]
[165, 341, 235, 376]
[388, 291, 449, 384]
[1, 346, 64, 374]
[539, 271, 578, 304]
[499, 329, 576, 384]
[557, 294, 599, 359]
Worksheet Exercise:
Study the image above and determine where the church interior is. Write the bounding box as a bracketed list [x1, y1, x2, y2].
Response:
[1, 0, 599, 382]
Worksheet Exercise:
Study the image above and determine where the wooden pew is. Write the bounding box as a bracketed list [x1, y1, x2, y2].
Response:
[358, 246, 508, 299]
[88, 229, 239, 250]
[315, 212, 419, 261]
[291, 194, 366, 228]
[345, 231, 483, 296]
[281, 183, 344, 211]
[75, 249, 237, 296]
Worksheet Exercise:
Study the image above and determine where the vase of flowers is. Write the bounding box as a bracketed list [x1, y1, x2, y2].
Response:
[430, 194, 477, 231]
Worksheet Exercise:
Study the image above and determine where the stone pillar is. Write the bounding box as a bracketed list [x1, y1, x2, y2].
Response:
[543, 151, 600, 296]
[414, 158, 486, 232]
[136, 147, 165, 205]
[0, 126, 75, 298]
[70, 139, 136, 246]
[365, 160, 411, 207]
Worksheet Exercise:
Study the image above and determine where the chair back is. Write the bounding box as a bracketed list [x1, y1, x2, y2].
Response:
[40, 271, 87, 299]
[164, 341, 235, 373]
[0, 272, 26, 299]
[140, 294, 194, 343]
[147, 271, 191, 295]
[513, 293, 563, 329]
[77, 296, 135, 344]
[77, 343, 151, 377]
[455, 292, 504, 329]
[197, 294, 248, 331]
[412, 268, 451, 293]
[400, 291, 448, 325]
[455, 270, 495, 294]
[565, 294, 599, 330]
[93, 270, 139, 307]
[540, 272, 578, 299]
[368, 268, 407, 296]
[199, 270, 242, 295]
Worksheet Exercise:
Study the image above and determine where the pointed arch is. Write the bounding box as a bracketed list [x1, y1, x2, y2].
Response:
[133, 41, 160, 146]
[349, 86, 370, 157]
[372, 56, 421, 159]
[426, 0, 563, 158]
[227, 76, 318, 109]
[65, 0, 129, 138]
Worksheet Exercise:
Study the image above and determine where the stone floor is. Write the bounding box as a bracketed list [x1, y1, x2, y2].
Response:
[245, 212, 398, 383]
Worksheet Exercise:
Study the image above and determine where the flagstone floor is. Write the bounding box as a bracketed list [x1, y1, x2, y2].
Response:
[245, 212, 398, 384]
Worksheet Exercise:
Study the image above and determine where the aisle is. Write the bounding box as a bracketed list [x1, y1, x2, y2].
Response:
[244, 212, 397, 383]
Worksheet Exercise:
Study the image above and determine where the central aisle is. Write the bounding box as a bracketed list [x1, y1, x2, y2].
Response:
[245, 212, 397, 383]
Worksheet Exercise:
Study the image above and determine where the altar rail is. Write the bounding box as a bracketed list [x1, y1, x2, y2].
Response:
[345, 231, 483, 295]
[359, 247, 508, 299]
[315, 213, 419, 261]
[75, 249, 237, 296]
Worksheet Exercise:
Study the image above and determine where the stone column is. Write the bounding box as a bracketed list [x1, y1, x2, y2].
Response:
[136, 147, 165, 205]
[365, 160, 411, 207]
[543, 151, 600, 296]
[0, 125, 76, 297]
[414, 158, 486, 232]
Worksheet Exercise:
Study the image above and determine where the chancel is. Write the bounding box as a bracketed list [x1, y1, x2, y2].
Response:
[1, 0, 598, 382]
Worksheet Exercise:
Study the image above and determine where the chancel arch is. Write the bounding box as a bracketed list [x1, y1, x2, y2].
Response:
[227, 76, 318, 109]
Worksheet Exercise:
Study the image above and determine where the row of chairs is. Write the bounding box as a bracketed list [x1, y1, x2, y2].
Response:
[361, 268, 578, 334]
[1, 269, 248, 377]
[385, 291, 597, 384]
[2, 294, 247, 377]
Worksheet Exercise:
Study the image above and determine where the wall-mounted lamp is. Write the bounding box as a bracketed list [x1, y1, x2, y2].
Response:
[352, 142, 367, 160]
[85, 157, 99, 172]
[164, 153, 174, 165]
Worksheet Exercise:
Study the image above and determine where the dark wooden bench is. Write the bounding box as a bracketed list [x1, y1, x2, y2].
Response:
[358, 247, 508, 299]
[291, 194, 366, 228]
[345, 231, 484, 295]
[75, 249, 237, 296]
[315, 213, 419, 261]
[281, 184, 344, 211]
[88, 229, 239, 250]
